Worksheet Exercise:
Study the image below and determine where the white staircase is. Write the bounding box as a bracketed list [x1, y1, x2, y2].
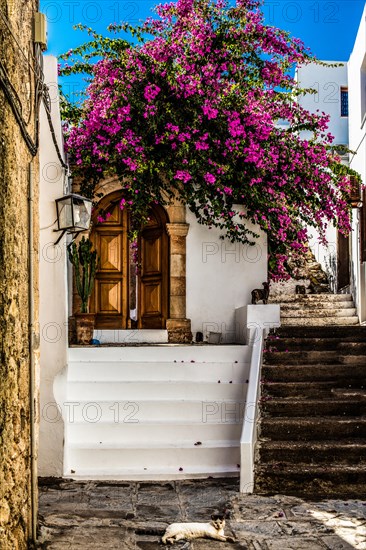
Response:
[60, 345, 250, 479]
[270, 294, 359, 326]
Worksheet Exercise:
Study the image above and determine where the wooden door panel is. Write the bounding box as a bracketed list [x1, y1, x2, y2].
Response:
[142, 235, 161, 275]
[141, 281, 162, 316]
[98, 281, 122, 313]
[103, 202, 122, 225]
[139, 206, 169, 329]
[90, 199, 128, 329]
[99, 233, 122, 272]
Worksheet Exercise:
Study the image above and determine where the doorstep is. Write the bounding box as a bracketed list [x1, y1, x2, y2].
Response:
[93, 329, 168, 344]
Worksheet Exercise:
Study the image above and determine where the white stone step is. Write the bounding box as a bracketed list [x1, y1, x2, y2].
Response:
[66, 421, 243, 445]
[66, 380, 246, 401]
[281, 316, 359, 326]
[68, 345, 246, 363]
[67, 361, 249, 383]
[64, 399, 246, 424]
[65, 464, 240, 480]
[65, 443, 240, 474]
[62, 345, 250, 480]
[281, 308, 357, 318]
[93, 329, 168, 344]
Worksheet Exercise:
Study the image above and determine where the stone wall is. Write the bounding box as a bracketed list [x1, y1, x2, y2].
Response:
[269, 249, 330, 298]
[0, 1, 39, 548]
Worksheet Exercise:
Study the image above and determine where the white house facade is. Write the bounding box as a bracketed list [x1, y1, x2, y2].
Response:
[295, 62, 349, 294]
[295, 9, 366, 323]
[348, 3, 366, 323]
[37, 2, 366, 486]
[38, 55, 276, 486]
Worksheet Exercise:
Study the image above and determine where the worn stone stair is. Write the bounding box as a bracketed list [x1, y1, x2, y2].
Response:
[254, 325, 366, 498]
[269, 294, 359, 326]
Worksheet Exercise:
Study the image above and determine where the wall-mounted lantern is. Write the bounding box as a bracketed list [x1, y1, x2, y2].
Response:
[54, 193, 92, 244]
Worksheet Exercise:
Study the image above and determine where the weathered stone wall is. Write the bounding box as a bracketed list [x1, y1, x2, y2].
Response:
[0, 1, 39, 548]
[269, 249, 330, 298]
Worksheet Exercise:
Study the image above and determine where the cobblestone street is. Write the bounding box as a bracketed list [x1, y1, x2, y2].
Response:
[37, 478, 366, 549]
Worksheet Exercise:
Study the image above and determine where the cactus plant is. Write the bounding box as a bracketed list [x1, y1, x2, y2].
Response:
[68, 236, 98, 313]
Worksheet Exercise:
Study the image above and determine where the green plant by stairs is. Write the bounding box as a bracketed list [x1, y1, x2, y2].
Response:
[68, 236, 98, 313]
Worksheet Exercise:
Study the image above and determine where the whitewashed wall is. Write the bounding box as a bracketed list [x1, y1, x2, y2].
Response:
[348, 4, 366, 322]
[296, 62, 349, 145]
[186, 209, 268, 342]
[39, 56, 68, 475]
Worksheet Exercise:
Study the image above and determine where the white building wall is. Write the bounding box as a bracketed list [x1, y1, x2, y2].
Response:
[296, 62, 349, 291]
[348, 4, 366, 322]
[186, 209, 268, 342]
[37, 62, 268, 475]
[39, 56, 68, 475]
[296, 63, 349, 145]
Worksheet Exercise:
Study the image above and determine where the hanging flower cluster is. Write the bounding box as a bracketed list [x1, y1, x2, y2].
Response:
[60, 0, 356, 279]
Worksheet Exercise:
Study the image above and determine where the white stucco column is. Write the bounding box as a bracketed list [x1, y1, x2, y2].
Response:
[38, 56, 68, 476]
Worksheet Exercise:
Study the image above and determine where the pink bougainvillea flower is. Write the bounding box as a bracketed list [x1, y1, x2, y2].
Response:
[60, 0, 358, 280]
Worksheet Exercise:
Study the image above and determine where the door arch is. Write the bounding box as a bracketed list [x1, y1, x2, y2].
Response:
[89, 192, 169, 330]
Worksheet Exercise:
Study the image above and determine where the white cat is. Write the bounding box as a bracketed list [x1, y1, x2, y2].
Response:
[161, 514, 235, 545]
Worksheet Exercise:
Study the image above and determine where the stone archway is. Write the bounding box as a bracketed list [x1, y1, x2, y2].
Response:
[72, 177, 192, 342]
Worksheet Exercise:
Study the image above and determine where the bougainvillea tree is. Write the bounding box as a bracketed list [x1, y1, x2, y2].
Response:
[60, 0, 357, 279]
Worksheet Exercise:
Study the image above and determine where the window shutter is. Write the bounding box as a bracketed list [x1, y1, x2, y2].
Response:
[340, 87, 348, 117]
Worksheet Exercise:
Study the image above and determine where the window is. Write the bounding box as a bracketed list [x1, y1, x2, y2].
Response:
[340, 87, 348, 117]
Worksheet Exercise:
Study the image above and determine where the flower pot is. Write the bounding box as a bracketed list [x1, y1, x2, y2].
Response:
[75, 313, 96, 345]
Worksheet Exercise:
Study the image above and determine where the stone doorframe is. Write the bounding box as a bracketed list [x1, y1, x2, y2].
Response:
[90, 177, 192, 343]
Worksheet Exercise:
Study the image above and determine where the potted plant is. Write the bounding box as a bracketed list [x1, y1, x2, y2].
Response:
[68, 236, 98, 345]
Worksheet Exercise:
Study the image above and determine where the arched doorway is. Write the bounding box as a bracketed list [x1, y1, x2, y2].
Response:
[89, 192, 169, 330]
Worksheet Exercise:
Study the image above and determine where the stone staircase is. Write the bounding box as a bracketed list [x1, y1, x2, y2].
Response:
[59, 345, 250, 480]
[270, 293, 359, 326]
[254, 325, 366, 498]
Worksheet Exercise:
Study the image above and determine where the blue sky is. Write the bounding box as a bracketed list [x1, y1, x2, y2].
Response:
[43, 0, 365, 60]
[42, 0, 365, 98]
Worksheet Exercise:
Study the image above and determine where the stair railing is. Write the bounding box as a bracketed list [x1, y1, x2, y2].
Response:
[240, 325, 265, 493]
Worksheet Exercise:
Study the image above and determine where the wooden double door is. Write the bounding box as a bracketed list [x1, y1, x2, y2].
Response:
[90, 194, 169, 330]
